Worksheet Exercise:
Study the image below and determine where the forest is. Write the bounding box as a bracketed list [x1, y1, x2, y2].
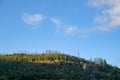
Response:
[0, 51, 120, 80]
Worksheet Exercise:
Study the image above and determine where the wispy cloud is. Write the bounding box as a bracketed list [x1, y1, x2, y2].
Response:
[51, 0, 120, 38]
[88, 0, 119, 7]
[51, 17, 89, 37]
[65, 25, 80, 36]
[89, 0, 120, 31]
[51, 17, 79, 35]
[51, 17, 61, 32]
[22, 13, 44, 27]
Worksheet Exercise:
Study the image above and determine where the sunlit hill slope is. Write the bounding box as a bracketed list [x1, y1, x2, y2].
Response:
[0, 52, 120, 80]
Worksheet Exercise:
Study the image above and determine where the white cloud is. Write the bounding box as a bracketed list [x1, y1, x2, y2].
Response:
[50, 17, 89, 37]
[51, 18, 61, 27]
[65, 26, 79, 35]
[64, 26, 92, 38]
[51, 17, 61, 32]
[51, 0, 120, 37]
[51, 17, 80, 36]
[88, 0, 120, 7]
[22, 13, 44, 26]
[89, 0, 120, 31]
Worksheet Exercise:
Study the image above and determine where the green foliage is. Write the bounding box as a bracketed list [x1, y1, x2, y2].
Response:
[0, 52, 120, 80]
[94, 57, 107, 68]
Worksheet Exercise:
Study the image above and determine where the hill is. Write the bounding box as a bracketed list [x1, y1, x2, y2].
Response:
[0, 52, 120, 80]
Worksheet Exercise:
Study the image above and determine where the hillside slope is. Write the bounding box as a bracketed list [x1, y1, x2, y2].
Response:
[0, 52, 120, 80]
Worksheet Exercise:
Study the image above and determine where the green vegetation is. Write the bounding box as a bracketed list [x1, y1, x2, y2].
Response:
[0, 51, 120, 80]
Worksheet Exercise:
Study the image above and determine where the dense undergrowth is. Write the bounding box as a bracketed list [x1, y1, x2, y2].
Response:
[0, 52, 120, 80]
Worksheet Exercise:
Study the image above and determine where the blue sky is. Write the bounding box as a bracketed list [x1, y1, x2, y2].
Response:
[0, 0, 120, 67]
